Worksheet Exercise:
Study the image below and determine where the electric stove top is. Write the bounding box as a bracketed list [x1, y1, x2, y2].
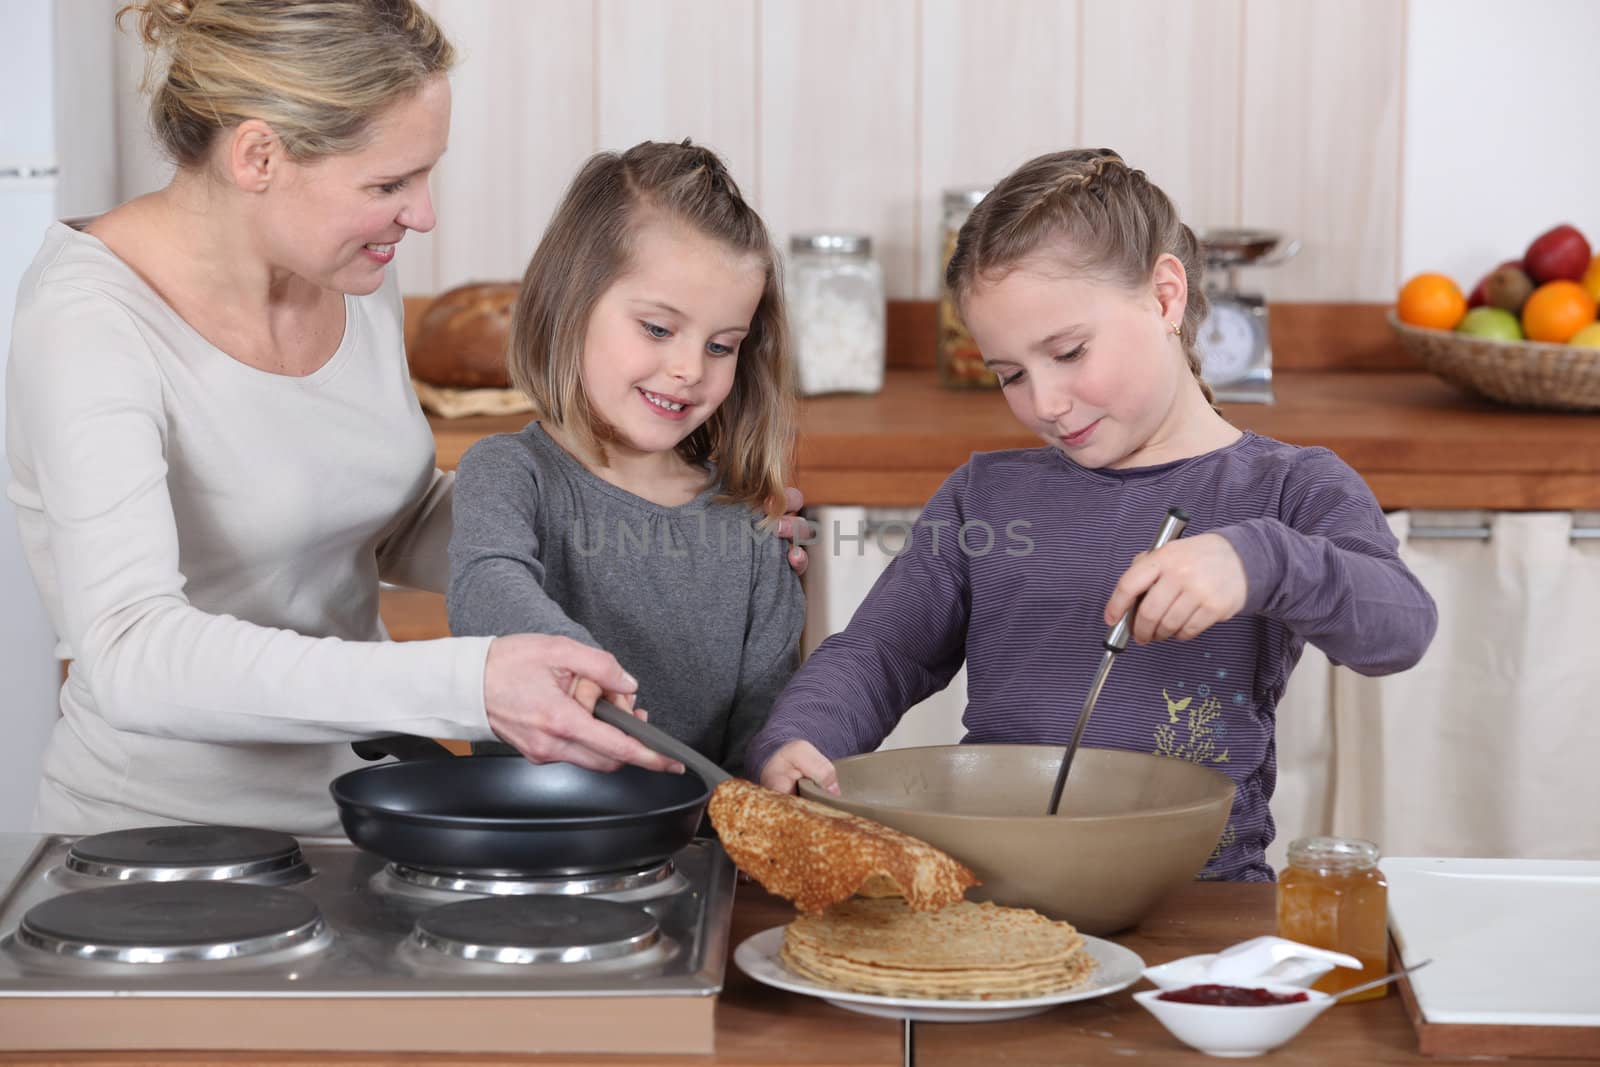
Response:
[0, 826, 736, 1055]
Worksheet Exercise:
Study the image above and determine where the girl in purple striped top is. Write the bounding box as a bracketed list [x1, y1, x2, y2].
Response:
[746, 149, 1437, 880]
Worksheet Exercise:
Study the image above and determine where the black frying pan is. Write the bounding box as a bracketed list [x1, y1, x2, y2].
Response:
[329, 732, 711, 875]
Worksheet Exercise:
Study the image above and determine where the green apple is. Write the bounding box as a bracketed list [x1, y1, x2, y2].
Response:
[1456, 306, 1523, 340]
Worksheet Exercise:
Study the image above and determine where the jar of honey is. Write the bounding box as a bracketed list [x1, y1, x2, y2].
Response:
[936, 187, 997, 388]
[1276, 837, 1389, 1003]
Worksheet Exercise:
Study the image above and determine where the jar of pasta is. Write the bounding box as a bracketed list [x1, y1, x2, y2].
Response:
[787, 233, 886, 396]
[937, 187, 996, 388]
[1277, 837, 1390, 1003]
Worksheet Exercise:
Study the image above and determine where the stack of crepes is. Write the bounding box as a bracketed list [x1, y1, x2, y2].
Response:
[779, 897, 1096, 1000]
[707, 779, 1094, 1000]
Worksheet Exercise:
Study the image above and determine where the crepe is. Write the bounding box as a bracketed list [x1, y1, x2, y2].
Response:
[707, 778, 978, 914]
[780, 897, 1096, 1000]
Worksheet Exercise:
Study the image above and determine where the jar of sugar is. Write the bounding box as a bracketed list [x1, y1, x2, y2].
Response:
[786, 233, 886, 396]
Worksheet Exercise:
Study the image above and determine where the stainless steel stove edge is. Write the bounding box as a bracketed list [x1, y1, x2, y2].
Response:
[0, 832, 738, 998]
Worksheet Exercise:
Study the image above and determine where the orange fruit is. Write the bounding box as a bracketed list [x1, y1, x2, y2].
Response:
[1396, 273, 1468, 330]
[1521, 280, 1597, 343]
[1582, 254, 1600, 304]
[1569, 322, 1600, 348]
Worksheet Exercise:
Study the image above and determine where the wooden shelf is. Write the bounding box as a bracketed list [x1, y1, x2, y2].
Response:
[428, 369, 1600, 511]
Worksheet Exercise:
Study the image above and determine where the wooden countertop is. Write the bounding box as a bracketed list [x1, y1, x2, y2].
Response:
[426, 369, 1600, 511]
[9, 882, 1591, 1066]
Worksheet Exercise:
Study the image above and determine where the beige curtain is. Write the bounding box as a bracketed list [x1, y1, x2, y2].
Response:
[1266, 647, 1334, 871]
[1327, 511, 1600, 860]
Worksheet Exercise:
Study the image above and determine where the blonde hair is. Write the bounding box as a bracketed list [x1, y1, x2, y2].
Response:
[117, 0, 454, 166]
[508, 140, 796, 518]
[946, 148, 1216, 408]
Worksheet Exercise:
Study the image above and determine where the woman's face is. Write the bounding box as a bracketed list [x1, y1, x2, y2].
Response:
[256, 75, 451, 295]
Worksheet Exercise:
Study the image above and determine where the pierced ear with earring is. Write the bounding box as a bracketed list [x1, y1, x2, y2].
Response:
[1171, 321, 1183, 337]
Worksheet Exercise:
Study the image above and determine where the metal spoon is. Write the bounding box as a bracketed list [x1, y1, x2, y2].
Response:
[1328, 958, 1434, 1001]
[1046, 506, 1190, 815]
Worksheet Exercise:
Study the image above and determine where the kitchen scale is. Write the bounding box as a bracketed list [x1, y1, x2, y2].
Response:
[1194, 228, 1300, 404]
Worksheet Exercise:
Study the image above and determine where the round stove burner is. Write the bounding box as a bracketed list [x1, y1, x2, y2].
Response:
[65, 825, 306, 883]
[410, 896, 660, 964]
[388, 860, 674, 897]
[16, 882, 326, 964]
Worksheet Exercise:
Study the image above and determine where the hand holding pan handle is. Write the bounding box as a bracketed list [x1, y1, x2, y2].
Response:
[354, 711, 732, 787]
[592, 700, 731, 787]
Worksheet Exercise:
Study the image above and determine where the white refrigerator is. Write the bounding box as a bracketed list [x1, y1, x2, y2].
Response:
[1, 0, 81, 830]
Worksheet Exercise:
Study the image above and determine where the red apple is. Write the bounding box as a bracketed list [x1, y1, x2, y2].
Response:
[1467, 258, 1521, 309]
[1523, 225, 1592, 284]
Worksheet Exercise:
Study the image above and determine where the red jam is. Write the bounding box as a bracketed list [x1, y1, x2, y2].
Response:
[1157, 984, 1310, 1006]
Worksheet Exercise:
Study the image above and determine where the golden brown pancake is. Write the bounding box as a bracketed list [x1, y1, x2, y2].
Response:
[780, 897, 1096, 1000]
[707, 778, 978, 914]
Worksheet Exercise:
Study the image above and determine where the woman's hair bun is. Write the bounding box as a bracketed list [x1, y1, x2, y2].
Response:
[119, 1, 201, 51]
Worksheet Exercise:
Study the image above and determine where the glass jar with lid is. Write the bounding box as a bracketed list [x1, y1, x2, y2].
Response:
[937, 186, 996, 388]
[786, 233, 885, 396]
[1276, 836, 1390, 1003]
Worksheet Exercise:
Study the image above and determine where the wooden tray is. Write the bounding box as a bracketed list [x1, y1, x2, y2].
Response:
[1392, 945, 1598, 1059]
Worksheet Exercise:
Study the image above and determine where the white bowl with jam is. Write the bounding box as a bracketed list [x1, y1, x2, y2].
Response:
[1141, 952, 1339, 991]
[1133, 981, 1335, 1058]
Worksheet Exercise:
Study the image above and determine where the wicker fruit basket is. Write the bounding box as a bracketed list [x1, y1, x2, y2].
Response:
[1389, 312, 1600, 412]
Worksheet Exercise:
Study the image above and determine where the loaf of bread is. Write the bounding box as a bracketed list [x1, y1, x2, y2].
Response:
[406, 282, 520, 389]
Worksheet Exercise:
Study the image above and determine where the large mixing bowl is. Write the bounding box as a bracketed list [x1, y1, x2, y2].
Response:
[798, 745, 1235, 934]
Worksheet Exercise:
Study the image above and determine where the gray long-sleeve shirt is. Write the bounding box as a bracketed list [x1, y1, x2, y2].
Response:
[447, 423, 804, 775]
[746, 432, 1438, 880]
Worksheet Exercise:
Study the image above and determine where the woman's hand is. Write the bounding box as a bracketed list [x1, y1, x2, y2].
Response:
[776, 486, 812, 576]
[1102, 533, 1248, 644]
[759, 739, 839, 795]
[482, 634, 683, 774]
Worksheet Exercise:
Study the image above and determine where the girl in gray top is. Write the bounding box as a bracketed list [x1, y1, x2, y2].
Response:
[448, 142, 805, 776]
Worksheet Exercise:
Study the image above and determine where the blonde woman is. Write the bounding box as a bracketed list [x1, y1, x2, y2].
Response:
[4, 0, 806, 836]
[449, 141, 803, 777]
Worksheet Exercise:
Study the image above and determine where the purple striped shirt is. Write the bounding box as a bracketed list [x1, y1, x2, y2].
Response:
[748, 432, 1437, 881]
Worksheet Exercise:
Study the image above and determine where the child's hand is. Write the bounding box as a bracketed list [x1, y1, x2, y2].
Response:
[1103, 533, 1248, 644]
[759, 740, 839, 795]
[776, 486, 812, 576]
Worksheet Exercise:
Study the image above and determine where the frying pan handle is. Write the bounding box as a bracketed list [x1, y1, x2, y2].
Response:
[593, 700, 731, 787]
[351, 734, 459, 762]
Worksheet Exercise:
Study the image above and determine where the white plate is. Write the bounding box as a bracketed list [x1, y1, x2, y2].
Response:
[1386, 857, 1600, 1027]
[733, 925, 1145, 1022]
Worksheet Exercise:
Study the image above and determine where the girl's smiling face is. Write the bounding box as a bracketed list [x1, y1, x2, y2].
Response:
[579, 219, 766, 463]
[959, 254, 1195, 470]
